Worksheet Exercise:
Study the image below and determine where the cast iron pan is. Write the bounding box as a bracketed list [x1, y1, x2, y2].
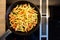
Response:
[0, 1, 40, 40]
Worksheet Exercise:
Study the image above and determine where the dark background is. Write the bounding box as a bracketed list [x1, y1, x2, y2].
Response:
[49, 6, 60, 40]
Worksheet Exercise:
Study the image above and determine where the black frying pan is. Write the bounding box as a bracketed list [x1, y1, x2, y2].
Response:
[0, 1, 40, 40]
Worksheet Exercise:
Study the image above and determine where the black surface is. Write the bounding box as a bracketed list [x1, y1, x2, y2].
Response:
[41, 37, 46, 40]
[49, 6, 60, 40]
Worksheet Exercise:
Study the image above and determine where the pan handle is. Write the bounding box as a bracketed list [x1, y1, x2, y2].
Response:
[0, 29, 12, 40]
